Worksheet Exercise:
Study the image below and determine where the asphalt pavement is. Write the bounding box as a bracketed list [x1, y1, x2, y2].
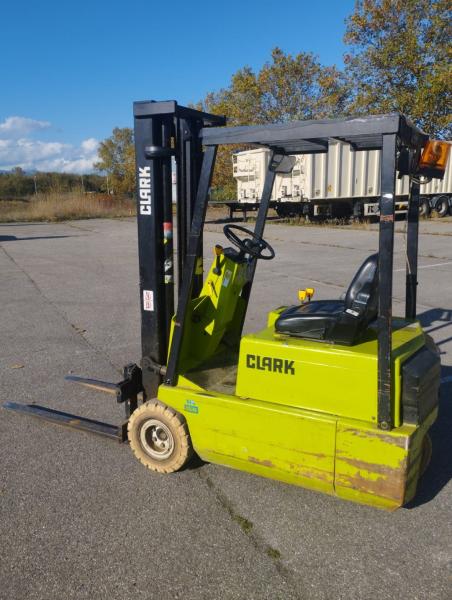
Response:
[1, 217, 451, 600]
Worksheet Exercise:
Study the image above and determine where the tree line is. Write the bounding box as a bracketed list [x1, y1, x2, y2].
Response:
[0, 167, 106, 200]
[80, 0, 452, 198]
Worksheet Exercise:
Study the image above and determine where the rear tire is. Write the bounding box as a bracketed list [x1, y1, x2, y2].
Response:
[434, 195, 449, 218]
[128, 400, 193, 473]
[419, 198, 431, 218]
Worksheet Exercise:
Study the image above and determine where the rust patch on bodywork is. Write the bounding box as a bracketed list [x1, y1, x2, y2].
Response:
[248, 456, 275, 468]
[339, 427, 407, 448]
[293, 449, 328, 460]
[288, 462, 332, 482]
[335, 423, 416, 506]
[338, 455, 407, 475]
[336, 453, 409, 503]
[264, 439, 328, 460]
[337, 470, 406, 504]
[248, 456, 332, 484]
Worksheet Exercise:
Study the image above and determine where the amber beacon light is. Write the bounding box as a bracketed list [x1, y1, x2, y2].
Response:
[418, 140, 451, 179]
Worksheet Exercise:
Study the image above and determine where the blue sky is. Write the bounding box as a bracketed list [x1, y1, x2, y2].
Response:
[0, 0, 355, 173]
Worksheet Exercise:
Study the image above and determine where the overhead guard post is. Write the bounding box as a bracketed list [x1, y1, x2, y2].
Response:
[239, 152, 277, 313]
[405, 180, 420, 320]
[377, 133, 397, 430]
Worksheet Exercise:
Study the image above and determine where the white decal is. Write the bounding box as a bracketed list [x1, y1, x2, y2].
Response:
[139, 166, 151, 215]
[143, 289, 154, 311]
[222, 269, 233, 288]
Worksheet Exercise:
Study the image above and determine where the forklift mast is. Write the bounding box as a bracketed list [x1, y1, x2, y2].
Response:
[133, 101, 225, 398]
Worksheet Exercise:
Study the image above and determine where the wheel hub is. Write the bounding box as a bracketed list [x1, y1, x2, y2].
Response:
[140, 419, 174, 460]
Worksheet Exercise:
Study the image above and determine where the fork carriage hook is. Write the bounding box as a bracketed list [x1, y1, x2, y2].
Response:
[223, 224, 275, 260]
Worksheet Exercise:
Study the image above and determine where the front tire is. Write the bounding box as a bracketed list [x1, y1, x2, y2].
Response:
[128, 400, 193, 473]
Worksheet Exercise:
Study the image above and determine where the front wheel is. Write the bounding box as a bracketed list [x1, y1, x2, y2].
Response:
[128, 400, 193, 473]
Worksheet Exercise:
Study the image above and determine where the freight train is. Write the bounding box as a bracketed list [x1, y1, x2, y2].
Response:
[230, 141, 452, 220]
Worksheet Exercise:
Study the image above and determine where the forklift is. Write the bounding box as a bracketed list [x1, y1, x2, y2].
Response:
[5, 102, 450, 510]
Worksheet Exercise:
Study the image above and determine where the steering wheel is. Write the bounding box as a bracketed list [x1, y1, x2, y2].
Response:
[223, 224, 275, 260]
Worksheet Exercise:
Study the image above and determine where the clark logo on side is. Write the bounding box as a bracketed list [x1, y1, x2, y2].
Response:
[139, 166, 151, 215]
[246, 354, 295, 375]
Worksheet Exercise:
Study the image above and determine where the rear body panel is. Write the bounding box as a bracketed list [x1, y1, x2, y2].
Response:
[158, 316, 438, 510]
[159, 385, 337, 495]
[158, 381, 437, 510]
[236, 318, 425, 427]
[160, 238, 439, 510]
[334, 410, 436, 509]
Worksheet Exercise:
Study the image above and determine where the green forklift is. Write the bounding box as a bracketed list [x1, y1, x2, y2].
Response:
[5, 102, 449, 510]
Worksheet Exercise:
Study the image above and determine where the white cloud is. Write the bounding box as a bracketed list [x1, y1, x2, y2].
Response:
[29, 153, 99, 174]
[81, 138, 98, 153]
[0, 116, 99, 174]
[0, 116, 51, 137]
[0, 138, 69, 163]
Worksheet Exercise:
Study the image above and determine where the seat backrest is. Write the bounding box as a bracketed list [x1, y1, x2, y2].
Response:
[344, 253, 379, 322]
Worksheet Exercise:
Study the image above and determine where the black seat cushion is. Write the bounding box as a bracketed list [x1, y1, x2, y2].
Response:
[274, 254, 379, 345]
[275, 300, 344, 339]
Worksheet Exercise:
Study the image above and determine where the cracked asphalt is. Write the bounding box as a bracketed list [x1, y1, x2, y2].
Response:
[1, 217, 451, 600]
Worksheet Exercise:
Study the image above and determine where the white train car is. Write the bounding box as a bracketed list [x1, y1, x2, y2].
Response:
[232, 142, 452, 218]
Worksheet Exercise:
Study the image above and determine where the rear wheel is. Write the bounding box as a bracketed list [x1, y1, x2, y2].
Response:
[419, 433, 432, 476]
[434, 195, 450, 218]
[419, 198, 431, 218]
[128, 400, 193, 473]
[275, 205, 286, 218]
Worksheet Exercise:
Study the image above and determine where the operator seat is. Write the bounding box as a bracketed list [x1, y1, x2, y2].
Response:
[275, 254, 379, 345]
